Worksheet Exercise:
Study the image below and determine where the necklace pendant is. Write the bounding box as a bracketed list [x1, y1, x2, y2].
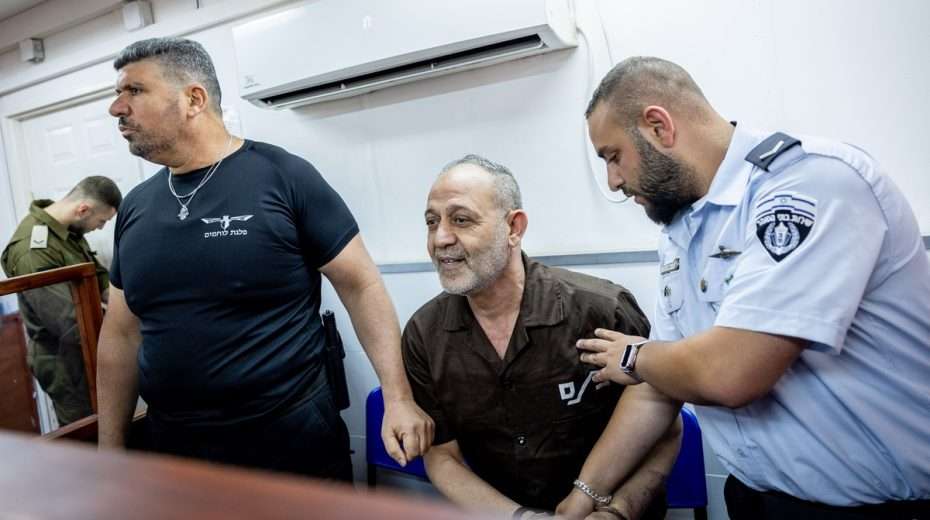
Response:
[178, 205, 189, 220]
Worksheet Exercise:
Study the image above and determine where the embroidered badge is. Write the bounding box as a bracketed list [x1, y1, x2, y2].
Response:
[754, 193, 816, 262]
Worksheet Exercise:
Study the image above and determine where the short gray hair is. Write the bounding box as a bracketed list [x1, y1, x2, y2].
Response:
[441, 154, 522, 212]
[114, 37, 222, 115]
[585, 56, 710, 127]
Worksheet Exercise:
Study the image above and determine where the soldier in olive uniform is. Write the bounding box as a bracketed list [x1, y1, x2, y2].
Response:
[2, 176, 121, 425]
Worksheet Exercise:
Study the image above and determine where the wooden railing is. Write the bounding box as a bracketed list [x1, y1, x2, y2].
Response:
[0, 429, 488, 520]
[41, 410, 148, 444]
[0, 263, 103, 416]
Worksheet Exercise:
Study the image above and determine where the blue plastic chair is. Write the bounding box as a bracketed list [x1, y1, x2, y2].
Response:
[366, 387, 428, 486]
[367, 386, 708, 520]
[666, 407, 709, 519]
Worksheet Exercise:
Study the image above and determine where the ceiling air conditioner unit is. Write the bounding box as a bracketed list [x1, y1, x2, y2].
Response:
[232, 0, 576, 109]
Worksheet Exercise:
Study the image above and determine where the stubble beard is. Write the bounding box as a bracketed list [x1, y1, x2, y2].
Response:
[435, 224, 512, 296]
[122, 104, 183, 163]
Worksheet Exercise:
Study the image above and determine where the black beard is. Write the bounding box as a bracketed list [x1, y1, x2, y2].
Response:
[631, 131, 699, 225]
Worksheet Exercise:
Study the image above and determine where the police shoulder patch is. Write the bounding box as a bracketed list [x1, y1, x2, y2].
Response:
[754, 192, 816, 262]
[745, 132, 802, 171]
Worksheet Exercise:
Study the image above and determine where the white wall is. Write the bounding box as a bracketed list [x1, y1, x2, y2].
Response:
[1, 1, 929, 518]
[3, 0, 928, 257]
[597, 0, 930, 234]
[0, 124, 18, 314]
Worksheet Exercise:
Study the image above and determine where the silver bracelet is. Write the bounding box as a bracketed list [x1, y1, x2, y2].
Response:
[572, 479, 612, 506]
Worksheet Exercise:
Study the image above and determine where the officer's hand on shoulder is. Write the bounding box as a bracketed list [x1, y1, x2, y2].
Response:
[577, 329, 645, 386]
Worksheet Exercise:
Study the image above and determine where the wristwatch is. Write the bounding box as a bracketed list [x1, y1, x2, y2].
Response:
[619, 339, 649, 382]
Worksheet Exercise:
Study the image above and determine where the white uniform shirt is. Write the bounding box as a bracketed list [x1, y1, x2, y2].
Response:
[652, 125, 930, 505]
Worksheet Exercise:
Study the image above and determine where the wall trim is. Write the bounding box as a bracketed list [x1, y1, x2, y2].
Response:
[378, 249, 659, 274]
[378, 235, 930, 274]
[7, 85, 113, 121]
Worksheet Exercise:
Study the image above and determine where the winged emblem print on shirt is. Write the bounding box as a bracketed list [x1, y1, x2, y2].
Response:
[200, 214, 254, 239]
[201, 215, 253, 230]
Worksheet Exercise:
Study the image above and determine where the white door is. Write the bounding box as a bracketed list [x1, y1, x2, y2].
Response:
[20, 95, 147, 268]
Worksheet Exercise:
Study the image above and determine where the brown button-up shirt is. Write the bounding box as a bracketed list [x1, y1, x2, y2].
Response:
[402, 254, 650, 510]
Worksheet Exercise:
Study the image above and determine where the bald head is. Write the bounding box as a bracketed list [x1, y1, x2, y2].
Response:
[585, 56, 713, 128]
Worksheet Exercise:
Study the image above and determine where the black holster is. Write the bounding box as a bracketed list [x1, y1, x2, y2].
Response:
[321, 310, 350, 411]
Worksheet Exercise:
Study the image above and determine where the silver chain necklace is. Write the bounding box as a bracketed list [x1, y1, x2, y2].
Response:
[167, 135, 234, 220]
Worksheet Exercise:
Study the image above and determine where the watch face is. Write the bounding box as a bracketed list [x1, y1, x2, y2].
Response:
[621, 345, 634, 367]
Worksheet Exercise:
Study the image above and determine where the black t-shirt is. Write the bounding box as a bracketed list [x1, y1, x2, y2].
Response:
[111, 140, 358, 427]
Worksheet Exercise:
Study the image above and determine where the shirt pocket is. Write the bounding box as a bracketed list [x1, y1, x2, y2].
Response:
[659, 272, 684, 315]
[698, 258, 735, 313]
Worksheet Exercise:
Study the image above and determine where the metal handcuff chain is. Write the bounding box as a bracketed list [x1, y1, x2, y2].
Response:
[167, 135, 234, 220]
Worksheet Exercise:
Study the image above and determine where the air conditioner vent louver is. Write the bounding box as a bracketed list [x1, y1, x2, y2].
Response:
[260, 35, 545, 108]
[233, 0, 576, 109]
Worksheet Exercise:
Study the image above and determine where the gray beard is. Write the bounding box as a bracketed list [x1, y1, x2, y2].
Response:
[437, 229, 511, 296]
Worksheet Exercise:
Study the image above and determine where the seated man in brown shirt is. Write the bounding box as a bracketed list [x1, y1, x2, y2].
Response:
[403, 155, 681, 520]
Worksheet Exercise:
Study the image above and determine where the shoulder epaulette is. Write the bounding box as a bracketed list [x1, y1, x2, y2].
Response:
[745, 132, 802, 171]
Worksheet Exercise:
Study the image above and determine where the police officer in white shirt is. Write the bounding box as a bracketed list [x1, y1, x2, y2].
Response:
[571, 56, 930, 519]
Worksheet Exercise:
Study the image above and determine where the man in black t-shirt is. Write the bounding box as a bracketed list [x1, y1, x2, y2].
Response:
[98, 37, 433, 479]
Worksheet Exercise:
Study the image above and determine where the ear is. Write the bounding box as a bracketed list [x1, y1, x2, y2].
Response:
[75, 202, 92, 218]
[185, 84, 210, 117]
[507, 209, 528, 246]
[641, 105, 676, 148]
